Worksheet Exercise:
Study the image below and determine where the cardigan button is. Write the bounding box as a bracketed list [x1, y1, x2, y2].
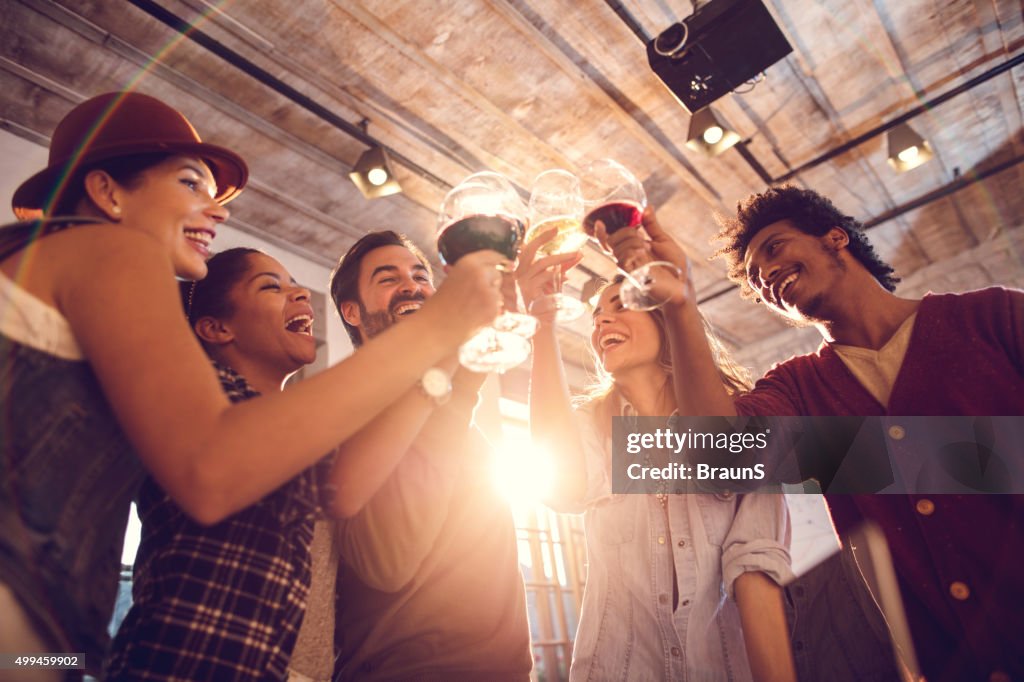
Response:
[949, 581, 970, 600]
[915, 499, 935, 516]
[888, 424, 906, 440]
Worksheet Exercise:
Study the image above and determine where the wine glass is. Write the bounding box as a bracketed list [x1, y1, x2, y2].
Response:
[579, 158, 682, 311]
[437, 171, 536, 373]
[525, 169, 588, 322]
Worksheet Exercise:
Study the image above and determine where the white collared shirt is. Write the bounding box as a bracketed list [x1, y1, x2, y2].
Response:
[560, 400, 793, 682]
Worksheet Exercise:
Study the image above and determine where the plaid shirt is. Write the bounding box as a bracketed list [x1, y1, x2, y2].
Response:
[105, 362, 335, 681]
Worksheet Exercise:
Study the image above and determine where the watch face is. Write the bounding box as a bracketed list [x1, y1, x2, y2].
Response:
[422, 367, 451, 398]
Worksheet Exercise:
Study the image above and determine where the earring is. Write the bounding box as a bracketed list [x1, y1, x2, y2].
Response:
[111, 205, 121, 216]
[187, 281, 198, 320]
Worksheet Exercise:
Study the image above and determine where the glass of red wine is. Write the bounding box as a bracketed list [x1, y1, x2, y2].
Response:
[579, 158, 682, 311]
[437, 171, 536, 373]
[526, 169, 588, 322]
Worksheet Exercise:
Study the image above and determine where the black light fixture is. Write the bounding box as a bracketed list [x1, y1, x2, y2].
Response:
[886, 122, 934, 172]
[348, 119, 402, 199]
[349, 145, 402, 199]
[685, 107, 741, 156]
[647, 0, 792, 113]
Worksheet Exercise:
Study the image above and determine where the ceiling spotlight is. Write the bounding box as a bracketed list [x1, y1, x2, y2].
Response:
[349, 145, 403, 199]
[702, 125, 724, 145]
[686, 107, 740, 156]
[887, 122, 934, 172]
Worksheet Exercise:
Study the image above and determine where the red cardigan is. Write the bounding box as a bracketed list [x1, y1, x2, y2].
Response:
[736, 287, 1024, 682]
[737, 288, 1024, 417]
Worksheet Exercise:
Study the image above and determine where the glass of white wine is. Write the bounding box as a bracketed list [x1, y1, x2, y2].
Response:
[525, 169, 589, 322]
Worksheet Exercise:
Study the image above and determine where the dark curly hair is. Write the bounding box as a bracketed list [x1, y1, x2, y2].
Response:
[52, 152, 172, 216]
[180, 247, 261, 326]
[713, 186, 899, 299]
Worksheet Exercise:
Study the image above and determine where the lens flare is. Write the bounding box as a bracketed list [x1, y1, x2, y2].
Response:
[491, 432, 555, 506]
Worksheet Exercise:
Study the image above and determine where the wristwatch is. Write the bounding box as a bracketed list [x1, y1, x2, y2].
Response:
[419, 367, 452, 405]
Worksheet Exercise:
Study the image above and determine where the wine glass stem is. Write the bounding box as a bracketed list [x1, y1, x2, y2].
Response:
[551, 267, 564, 293]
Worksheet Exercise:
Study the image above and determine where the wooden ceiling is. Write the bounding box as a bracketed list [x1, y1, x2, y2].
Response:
[3, 0, 1022, 381]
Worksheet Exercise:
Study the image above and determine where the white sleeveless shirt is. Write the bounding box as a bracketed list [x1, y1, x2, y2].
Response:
[0, 268, 82, 360]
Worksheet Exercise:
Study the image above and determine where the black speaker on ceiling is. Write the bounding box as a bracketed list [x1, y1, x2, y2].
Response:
[647, 0, 792, 113]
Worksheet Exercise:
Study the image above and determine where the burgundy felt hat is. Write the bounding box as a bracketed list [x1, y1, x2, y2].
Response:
[12, 91, 248, 220]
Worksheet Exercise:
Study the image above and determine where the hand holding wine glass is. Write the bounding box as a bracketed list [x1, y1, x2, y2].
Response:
[579, 158, 682, 311]
[516, 227, 585, 325]
[525, 169, 588, 321]
[606, 206, 695, 308]
[429, 247, 511, 332]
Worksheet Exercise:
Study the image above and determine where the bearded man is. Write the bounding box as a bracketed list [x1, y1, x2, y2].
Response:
[326, 231, 532, 682]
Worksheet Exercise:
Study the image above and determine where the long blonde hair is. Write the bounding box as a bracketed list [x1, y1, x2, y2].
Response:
[575, 277, 751, 441]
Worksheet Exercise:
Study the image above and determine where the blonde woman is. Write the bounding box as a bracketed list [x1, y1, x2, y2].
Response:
[518, 218, 796, 681]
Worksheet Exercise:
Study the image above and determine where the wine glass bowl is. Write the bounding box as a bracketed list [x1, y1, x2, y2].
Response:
[437, 172, 526, 266]
[526, 169, 589, 256]
[579, 158, 646, 238]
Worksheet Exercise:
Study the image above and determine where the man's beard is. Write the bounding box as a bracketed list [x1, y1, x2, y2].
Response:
[788, 243, 847, 325]
[358, 292, 427, 341]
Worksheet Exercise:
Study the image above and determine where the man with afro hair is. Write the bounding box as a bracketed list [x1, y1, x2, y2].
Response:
[604, 186, 1023, 682]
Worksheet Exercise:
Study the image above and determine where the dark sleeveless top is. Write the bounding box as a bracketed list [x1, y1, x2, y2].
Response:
[0, 217, 143, 676]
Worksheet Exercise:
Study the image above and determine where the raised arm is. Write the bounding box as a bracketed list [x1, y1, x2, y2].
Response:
[53, 226, 505, 525]
[327, 362, 485, 518]
[515, 230, 588, 506]
[334, 385, 484, 591]
[606, 207, 738, 416]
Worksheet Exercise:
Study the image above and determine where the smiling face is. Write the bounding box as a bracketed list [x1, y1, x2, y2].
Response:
[342, 244, 435, 344]
[214, 252, 317, 373]
[113, 154, 228, 280]
[743, 219, 849, 324]
[590, 282, 663, 376]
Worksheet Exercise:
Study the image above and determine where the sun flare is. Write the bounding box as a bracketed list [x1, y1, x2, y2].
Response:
[491, 428, 555, 507]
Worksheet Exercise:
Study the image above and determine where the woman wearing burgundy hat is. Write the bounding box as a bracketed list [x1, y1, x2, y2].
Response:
[0, 92, 506, 679]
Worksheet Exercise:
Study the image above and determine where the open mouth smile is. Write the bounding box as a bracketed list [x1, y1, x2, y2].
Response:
[392, 301, 424, 317]
[599, 332, 627, 351]
[772, 269, 800, 306]
[184, 228, 215, 254]
[285, 314, 314, 335]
